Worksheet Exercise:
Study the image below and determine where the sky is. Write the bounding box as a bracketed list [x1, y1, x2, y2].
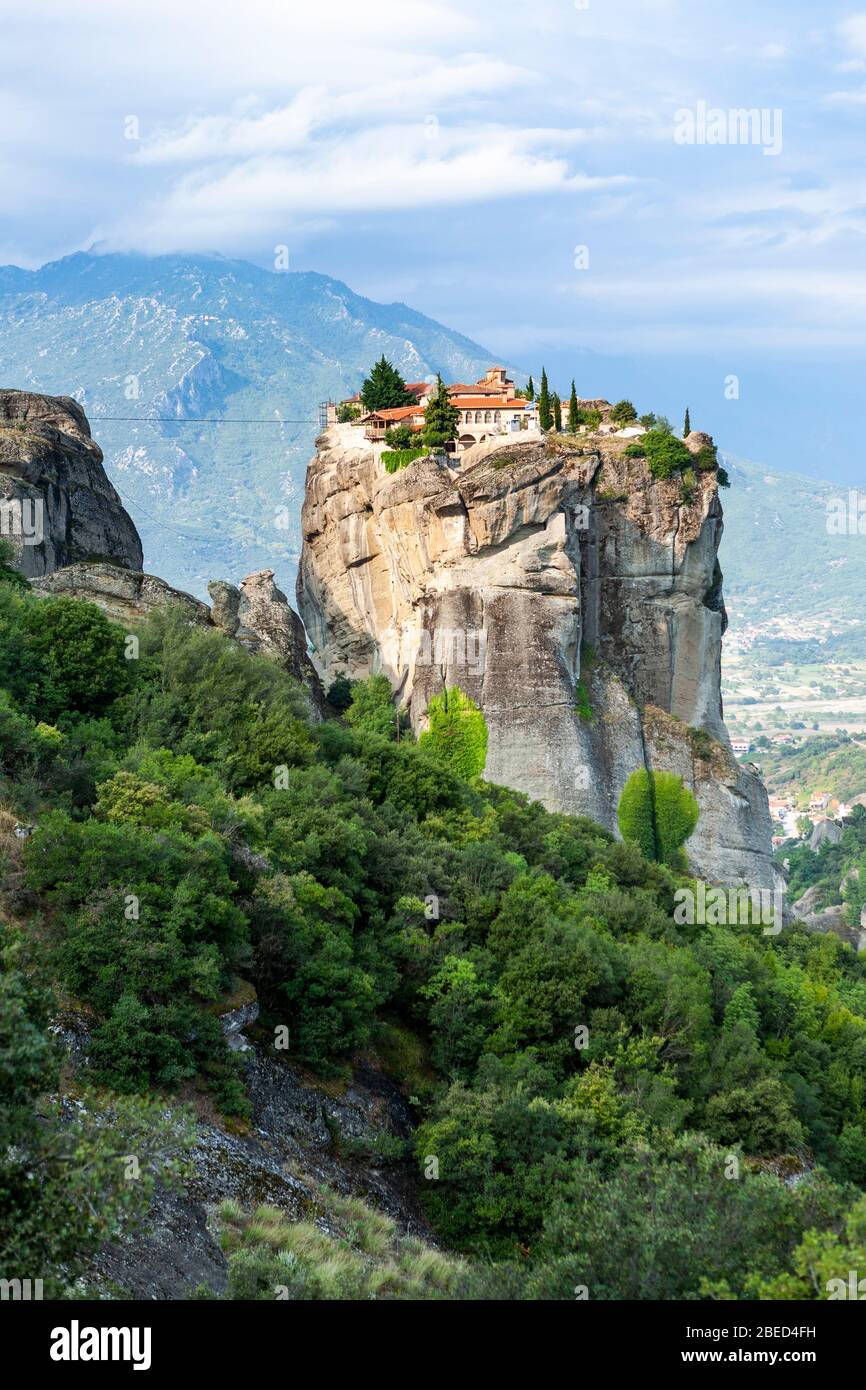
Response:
[2, 0, 866, 475]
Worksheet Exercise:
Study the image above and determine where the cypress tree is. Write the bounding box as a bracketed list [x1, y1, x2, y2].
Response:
[423, 374, 459, 446]
[683, 406, 691, 437]
[553, 392, 562, 433]
[568, 381, 579, 434]
[526, 375, 535, 401]
[538, 369, 552, 431]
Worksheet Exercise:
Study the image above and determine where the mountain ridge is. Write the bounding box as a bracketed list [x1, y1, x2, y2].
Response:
[0, 251, 510, 596]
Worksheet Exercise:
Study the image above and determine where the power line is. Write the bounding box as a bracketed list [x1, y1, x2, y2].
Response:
[93, 416, 319, 424]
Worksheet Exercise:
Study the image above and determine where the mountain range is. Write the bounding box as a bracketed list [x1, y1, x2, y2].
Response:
[1, 251, 861, 644]
[0, 252, 503, 595]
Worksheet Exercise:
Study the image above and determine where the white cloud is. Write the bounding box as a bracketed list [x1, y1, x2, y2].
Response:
[135, 62, 539, 165]
[112, 122, 629, 253]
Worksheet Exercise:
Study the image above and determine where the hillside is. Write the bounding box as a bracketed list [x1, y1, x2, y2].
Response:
[0, 252, 504, 597]
[720, 453, 866, 625]
[4, 557, 866, 1300]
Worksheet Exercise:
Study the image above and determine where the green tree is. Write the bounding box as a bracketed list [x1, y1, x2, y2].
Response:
[526, 374, 535, 401]
[617, 769, 699, 867]
[345, 673, 399, 739]
[568, 381, 579, 434]
[538, 369, 552, 431]
[0, 926, 192, 1292]
[683, 406, 691, 436]
[384, 423, 414, 448]
[419, 687, 488, 779]
[552, 393, 562, 432]
[360, 356, 413, 411]
[610, 400, 638, 426]
[23, 598, 130, 719]
[423, 374, 459, 446]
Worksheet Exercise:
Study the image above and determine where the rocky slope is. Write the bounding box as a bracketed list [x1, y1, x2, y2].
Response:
[0, 389, 143, 576]
[298, 423, 775, 890]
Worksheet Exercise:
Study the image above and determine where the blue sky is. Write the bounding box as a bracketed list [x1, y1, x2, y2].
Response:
[2, 0, 866, 476]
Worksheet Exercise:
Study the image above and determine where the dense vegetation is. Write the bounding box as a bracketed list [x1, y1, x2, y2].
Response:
[3, 567, 866, 1298]
[781, 803, 866, 919]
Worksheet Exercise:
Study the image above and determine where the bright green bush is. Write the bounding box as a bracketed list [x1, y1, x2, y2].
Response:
[383, 447, 425, 472]
[345, 673, 398, 738]
[617, 768, 699, 867]
[419, 687, 488, 779]
[642, 430, 693, 480]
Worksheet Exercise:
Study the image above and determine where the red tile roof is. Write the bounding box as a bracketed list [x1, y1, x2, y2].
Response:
[365, 405, 424, 421]
[453, 398, 529, 410]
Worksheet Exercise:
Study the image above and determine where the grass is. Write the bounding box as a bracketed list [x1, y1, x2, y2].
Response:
[211, 1188, 467, 1300]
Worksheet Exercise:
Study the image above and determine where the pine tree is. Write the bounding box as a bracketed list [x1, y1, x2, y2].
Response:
[553, 392, 562, 433]
[538, 368, 552, 431]
[423, 374, 459, 446]
[568, 381, 579, 434]
[360, 356, 413, 411]
[526, 374, 535, 401]
[683, 406, 691, 437]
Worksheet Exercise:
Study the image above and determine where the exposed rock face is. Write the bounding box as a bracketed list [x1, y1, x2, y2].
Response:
[298, 423, 775, 889]
[0, 390, 143, 575]
[208, 569, 326, 715]
[32, 562, 210, 626]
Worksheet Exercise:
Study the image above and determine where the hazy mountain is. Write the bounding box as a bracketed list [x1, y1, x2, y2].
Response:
[0, 251, 505, 596]
[718, 453, 866, 626]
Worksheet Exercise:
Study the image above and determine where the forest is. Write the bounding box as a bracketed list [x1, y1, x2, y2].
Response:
[2, 557, 866, 1299]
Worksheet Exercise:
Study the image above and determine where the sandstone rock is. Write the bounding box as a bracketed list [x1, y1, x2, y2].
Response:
[32, 561, 210, 626]
[209, 569, 326, 717]
[298, 425, 776, 890]
[809, 818, 842, 852]
[0, 390, 142, 575]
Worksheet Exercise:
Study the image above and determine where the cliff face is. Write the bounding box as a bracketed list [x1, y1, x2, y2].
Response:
[298, 424, 775, 889]
[0, 390, 143, 575]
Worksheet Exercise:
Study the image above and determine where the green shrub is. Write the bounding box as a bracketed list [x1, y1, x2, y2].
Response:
[419, 687, 488, 779]
[345, 673, 398, 738]
[574, 681, 593, 722]
[617, 769, 699, 867]
[575, 407, 602, 431]
[640, 430, 692, 480]
[383, 447, 426, 472]
[384, 424, 414, 448]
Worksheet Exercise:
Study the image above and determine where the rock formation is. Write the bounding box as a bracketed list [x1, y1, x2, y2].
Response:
[1, 390, 323, 715]
[298, 422, 776, 890]
[33, 562, 211, 626]
[0, 390, 143, 575]
[207, 570, 326, 713]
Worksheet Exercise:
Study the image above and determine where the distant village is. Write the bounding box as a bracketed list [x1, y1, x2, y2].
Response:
[730, 735, 861, 849]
